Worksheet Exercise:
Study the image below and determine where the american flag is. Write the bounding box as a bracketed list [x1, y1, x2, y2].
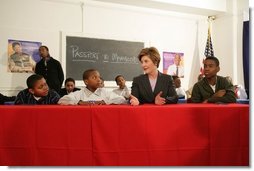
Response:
[200, 23, 214, 75]
[204, 25, 214, 57]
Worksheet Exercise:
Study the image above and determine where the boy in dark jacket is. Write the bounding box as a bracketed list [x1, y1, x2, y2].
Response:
[15, 74, 60, 104]
[191, 56, 236, 103]
[0, 93, 16, 104]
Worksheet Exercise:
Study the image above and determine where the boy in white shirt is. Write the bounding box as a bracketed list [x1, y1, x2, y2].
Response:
[112, 75, 130, 99]
[58, 69, 126, 105]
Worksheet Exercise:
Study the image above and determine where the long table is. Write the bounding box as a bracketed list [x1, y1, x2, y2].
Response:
[0, 104, 249, 166]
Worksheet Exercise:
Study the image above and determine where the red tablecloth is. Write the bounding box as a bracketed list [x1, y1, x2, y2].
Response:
[0, 104, 249, 166]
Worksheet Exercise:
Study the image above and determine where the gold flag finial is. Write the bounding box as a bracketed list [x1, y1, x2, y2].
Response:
[207, 16, 216, 22]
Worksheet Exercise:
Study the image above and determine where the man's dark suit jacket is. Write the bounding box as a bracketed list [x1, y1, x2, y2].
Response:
[131, 72, 178, 104]
[35, 57, 64, 93]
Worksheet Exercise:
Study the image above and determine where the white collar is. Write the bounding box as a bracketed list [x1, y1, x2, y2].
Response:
[33, 95, 42, 101]
[84, 87, 102, 97]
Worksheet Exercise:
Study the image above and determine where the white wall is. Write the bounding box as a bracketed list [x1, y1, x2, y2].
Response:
[81, 1, 209, 89]
[0, 0, 248, 95]
[0, 0, 82, 95]
[151, 0, 226, 11]
[212, 0, 249, 86]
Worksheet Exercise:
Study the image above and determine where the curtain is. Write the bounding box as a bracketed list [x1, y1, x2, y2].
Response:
[243, 21, 249, 98]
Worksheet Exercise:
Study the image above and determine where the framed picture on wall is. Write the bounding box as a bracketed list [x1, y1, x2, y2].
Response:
[163, 51, 184, 78]
[8, 39, 42, 73]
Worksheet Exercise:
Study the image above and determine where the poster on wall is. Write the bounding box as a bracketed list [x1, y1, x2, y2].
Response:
[8, 39, 42, 73]
[163, 51, 184, 78]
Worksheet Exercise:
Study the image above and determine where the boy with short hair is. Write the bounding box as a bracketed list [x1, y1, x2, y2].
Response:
[112, 75, 130, 99]
[15, 74, 60, 104]
[58, 69, 126, 105]
[191, 56, 236, 103]
[59, 77, 81, 97]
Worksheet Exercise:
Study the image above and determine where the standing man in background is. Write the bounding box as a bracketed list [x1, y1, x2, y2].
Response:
[35, 45, 64, 93]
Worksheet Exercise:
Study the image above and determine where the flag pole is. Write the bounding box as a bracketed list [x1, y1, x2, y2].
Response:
[200, 16, 216, 75]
